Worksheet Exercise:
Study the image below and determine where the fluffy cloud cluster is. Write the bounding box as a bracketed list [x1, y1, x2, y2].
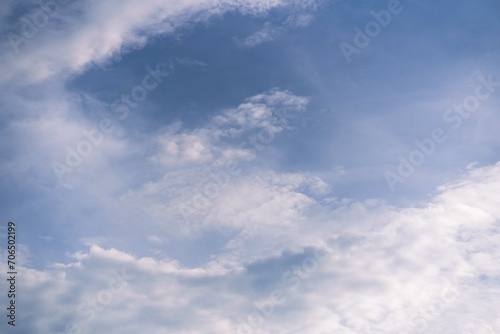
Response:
[1, 1, 499, 333]
[2, 162, 499, 333]
[152, 88, 309, 167]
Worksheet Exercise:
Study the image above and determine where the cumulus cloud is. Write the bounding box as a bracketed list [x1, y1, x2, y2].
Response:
[116, 89, 313, 244]
[150, 88, 309, 168]
[2, 1, 499, 333]
[3, 162, 500, 333]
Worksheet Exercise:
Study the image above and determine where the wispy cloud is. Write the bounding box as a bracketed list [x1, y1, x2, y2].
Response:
[0, 0, 323, 84]
[241, 23, 285, 48]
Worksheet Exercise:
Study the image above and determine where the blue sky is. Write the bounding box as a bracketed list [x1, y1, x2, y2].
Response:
[1, 0, 500, 333]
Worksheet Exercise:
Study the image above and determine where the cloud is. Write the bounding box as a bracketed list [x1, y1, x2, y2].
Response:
[2, 2, 500, 332]
[241, 23, 285, 47]
[150, 88, 309, 168]
[238, 0, 321, 48]
[4, 162, 500, 333]
[284, 13, 314, 28]
[0, 0, 323, 84]
[239, 13, 315, 48]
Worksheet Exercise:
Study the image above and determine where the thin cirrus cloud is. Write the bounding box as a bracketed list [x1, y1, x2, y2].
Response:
[240, 13, 315, 48]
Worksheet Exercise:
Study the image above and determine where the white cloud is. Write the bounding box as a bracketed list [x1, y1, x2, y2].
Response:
[154, 132, 214, 166]
[151, 89, 309, 169]
[240, 9, 316, 48]
[4, 162, 500, 333]
[241, 23, 285, 47]
[3, 1, 500, 332]
[0, 0, 323, 84]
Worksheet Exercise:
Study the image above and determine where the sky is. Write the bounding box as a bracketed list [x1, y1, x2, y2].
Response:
[0, 0, 500, 333]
